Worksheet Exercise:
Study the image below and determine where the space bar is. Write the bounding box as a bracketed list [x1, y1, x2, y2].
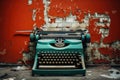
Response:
[39, 65, 76, 68]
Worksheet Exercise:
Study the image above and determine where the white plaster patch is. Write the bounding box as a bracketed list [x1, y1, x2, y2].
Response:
[28, 0, 32, 5]
[32, 9, 37, 21]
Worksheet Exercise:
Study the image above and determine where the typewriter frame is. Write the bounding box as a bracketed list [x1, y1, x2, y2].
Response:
[32, 31, 90, 76]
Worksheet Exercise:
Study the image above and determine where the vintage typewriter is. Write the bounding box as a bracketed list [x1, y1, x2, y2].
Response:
[31, 31, 90, 76]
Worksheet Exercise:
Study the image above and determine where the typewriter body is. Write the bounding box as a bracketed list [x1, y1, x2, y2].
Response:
[31, 31, 90, 76]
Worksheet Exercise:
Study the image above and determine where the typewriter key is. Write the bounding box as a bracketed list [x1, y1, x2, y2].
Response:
[43, 61, 45, 64]
[56, 59, 59, 61]
[65, 62, 67, 64]
[39, 62, 42, 64]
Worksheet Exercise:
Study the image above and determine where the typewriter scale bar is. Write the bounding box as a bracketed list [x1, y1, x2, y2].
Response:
[38, 65, 75, 69]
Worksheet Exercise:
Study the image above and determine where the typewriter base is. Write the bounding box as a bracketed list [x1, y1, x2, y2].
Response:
[32, 69, 86, 76]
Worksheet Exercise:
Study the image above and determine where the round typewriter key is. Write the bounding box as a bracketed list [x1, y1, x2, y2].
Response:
[54, 59, 56, 61]
[52, 56, 54, 58]
[41, 59, 43, 61]
[68, 61, 70, 64]
[72, 59, 75, 61]
[76, 59, 79, 61]
[71, 62, 73, 64]
[64, 61, 67, 64]
[58, 56, 61, 58]
[68, 56, 70, 58]
[69, 59, 72, 61]
[41, 54, 44, 56]
[44, 59, 47, 61]
[57, 59, 59, 61]
[39, 62, 42, 64]
[60, 59, 62, 61]
[66, 59, 68, 61]
[62, 56, 64, 58]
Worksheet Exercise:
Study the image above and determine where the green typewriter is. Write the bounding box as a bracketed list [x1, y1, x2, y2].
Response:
[31, 31, 90, 76]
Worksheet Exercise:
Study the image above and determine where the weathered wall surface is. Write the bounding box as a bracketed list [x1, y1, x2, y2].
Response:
[0, 0, 120, 64]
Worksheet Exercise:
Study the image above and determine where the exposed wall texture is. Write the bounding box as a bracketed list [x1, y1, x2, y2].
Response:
[0, 0, 120, 64]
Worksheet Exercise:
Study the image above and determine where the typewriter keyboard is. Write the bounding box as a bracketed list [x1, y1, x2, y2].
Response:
[37, 52, 82, 69]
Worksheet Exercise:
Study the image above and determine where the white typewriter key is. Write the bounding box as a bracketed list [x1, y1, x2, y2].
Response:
[68, 62, 70, 64]
[44, 59, 47, 61]
[62, 56, 64, 58]
[70, 56, 73, 58]
[60, 59, 62, 61]
[52, 56, 54, 58]
[76, 59, 79, 61]
[69, 59, 72, 61]
[39, 62, 42, 64]
[73, 59, 75, 61]
[58, 56, 61, 58]
[66, 59, 68, 61]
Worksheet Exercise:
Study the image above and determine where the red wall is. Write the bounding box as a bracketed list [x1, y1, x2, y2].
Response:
[0, 0, 120, 63]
